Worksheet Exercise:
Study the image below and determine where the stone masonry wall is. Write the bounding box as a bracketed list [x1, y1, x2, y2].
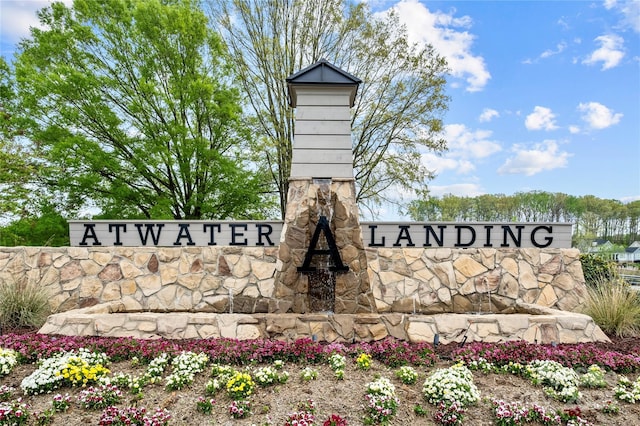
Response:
[367, 247, 586, 314]
[0, 246, 586, 315]
[39, 307, 609, 344]
[277, 179, 376, 314]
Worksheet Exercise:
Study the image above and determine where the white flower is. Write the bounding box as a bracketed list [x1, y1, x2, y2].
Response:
[20, 348, 109, 395]
[526, 360, 581, 403]
[615, 375, 640, 403]
[0, 348, 18, 376]
[328, 353, 346, 371]
[422, 363, 480, 407]
[165, 351, 209, 391]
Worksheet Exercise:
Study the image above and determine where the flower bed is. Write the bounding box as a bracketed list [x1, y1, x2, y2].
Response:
[0, 334, 638, 425]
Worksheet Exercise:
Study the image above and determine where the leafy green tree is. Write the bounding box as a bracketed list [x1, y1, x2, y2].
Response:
[0, 202, 69, 246]
[407, 196, 440, 221]
[451, 195, 471, 221]
[0, 57, 38, 220]
[13, 0, 270, 220]
[474, 194, 502, 221]
[626, 200, 640, 243]
[209, 0, 449, 217]
[408, 192, 640, 248]
[2, 56, 80, 233]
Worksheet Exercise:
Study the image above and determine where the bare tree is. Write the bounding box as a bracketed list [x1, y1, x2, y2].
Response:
[208, 0, 449, 218]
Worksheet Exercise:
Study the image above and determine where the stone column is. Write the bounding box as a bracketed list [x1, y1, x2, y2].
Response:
[273, 59, 376, 314]
[275, 178, 375, 313]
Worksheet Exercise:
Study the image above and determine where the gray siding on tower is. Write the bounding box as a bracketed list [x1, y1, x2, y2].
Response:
[295, 106, 350, 120]
[293, 134, 351, 150]
[291, 149, 353, 165]
[295, 120, 351, 135]
[290, 87, 354, 179]
[293, 89, 352, 106]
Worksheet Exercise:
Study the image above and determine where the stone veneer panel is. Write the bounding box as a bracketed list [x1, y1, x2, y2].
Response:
[0, 246, 586, 315]
[276, 179, 376, 314]
[38, 301, 609, 344]
[366, 247, 587, 315]
[2, 245, 607, 343]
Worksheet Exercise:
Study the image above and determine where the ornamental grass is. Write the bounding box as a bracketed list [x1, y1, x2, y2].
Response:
[582, 280, 640, 337]
[0, 277, 50, 330]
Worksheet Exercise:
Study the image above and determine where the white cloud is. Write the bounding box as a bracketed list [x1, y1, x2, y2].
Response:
[557, 18, 570, 30]
[540, 41, 568, 58]
[385, 0, 491, 92]
[427, 183, 485, 197]
[619, 1, 640, 33]
[583, 34, 625, 70]
[421, 123, 501, 175]
[498, 140, 571, 176]
[478, 108, 499, 122]
[442, 123, 502, 159]
[0, 1, 72, 46]
[525, 106, 559, 131]
[578, 102, 623, 129]
[421, 152, 462, 174]
[568, 125, 581, 134]
[621, 195, 640, 203]
[605, 0, 640, 33]
[0, 2, 42, 42]
[523, 40, 571, 64]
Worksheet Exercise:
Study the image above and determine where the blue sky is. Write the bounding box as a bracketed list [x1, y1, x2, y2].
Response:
[367, 0, 639, 215]
[1, 0, 639, 220]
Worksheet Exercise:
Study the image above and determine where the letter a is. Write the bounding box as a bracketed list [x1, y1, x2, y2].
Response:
[79, 224, 102, 246]
[298, 216, 349, 272]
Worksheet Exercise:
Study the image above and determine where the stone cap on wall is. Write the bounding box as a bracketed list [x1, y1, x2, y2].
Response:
[38, 301, 610, 345]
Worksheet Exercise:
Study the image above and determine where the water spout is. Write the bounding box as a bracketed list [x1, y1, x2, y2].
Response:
[308, 269, 335, 313]
[473, 277, 494, 314]
[307, 178, 336, 313]
[228, 288, 234, 314]
[313, 178, 333, 221]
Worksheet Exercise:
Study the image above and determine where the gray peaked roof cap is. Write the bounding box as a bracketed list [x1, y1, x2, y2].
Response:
[286, 58, 362, 107]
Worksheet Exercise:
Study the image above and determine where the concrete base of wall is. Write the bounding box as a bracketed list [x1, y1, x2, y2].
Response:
[38, 302, 610, 345]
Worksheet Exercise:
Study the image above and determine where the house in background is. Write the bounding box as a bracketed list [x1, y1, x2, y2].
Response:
[614, 241, 640, 264]
[585, 239, 640, 264]
[587, 239, 614, 253]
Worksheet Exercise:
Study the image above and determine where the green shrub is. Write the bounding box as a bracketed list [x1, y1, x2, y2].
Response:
[0, 277, 51, 330]
[582, 280, 640, 337]
[0, 204, 70, 246]
[580, 253, 619, 287]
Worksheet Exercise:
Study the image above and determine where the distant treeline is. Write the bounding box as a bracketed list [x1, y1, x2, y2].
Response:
[407, 191, 640, 247]
[2, 191, 639, 248]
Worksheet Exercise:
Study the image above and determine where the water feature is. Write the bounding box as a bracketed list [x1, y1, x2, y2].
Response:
[307, 178, 336, 313]
[308, 269, 336, 312]
[314, 178, 333, 221]
[471, 276, 494, 314]
[475, 290, 493, 314]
